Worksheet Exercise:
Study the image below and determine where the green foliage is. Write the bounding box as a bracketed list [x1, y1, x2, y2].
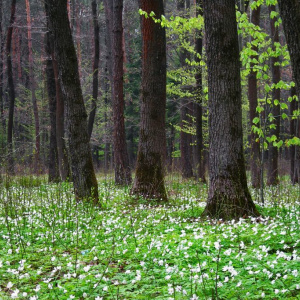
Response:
[0, 177, 299, 299]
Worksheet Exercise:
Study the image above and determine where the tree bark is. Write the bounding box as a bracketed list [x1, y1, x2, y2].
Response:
[202, 0, 259, 220]
[45, 22, 60, 183]
[25, 0, 41, 174]
[6, 0, 17, 174]
[248, 1, 261, 188]
[111, 0, 132, 185]
[277, 0, 300, 185]
[87, 0, 100, 139]
[194, 0, 206, 182]
[0, 0, 4, 141]
[267, 5, 281, 186]
[45, 0, 99, 203]
[131, 0, 167, 201]
[289, 86, 299, 184]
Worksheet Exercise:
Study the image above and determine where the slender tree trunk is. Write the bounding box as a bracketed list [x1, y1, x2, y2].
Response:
[202, 0, 259, 220]
[45, 0, 99, 203]
[76, 3, 82, 79]
[267, 5, 281, 186]
[108, 0, 131, 185]
[248, 2, 261, 188]
[45, 30, 60, 183]
[25, 0, 40, 173]
[6, 0, 17, 174]
[289, 86, 299, 184]
[194, 0, 206, 182]
[87, 0, 100, 138]
[131, 0, 167, 201]
[277, 0, 300, 185]
[177, 0, 194, 179]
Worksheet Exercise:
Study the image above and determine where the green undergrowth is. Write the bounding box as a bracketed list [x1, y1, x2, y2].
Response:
[0, 175, 299, 299]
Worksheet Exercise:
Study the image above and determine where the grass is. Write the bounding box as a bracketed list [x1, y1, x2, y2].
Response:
[0, 174, 299, 299]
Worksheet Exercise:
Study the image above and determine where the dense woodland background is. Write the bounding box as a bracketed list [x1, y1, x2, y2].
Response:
[0, 0, 299, 197]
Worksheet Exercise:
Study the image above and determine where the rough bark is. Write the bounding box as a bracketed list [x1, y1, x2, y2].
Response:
[277, 0, 300, 185]
[194, 0, 206, 182]
[202, 0, 259, 220]
[267, 5, 281, 186]
[111, 0, 132, 185]
[6, 0, 17, 174]
[45, 23, 60, 183]
[25, 0, 40, 173]
[45, 0, 99, 203]
[248, 2, 261, 188]
[87, 0, 100, 138]
[131, 0, 167, 201]
[0, 0, 4, 139]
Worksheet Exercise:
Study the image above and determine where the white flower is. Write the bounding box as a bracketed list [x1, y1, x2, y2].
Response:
[7, 282, 13, 289]
[83, 265, 90, 272]
[95, 297, 103, 300]
[83, 293, 88, 298]
[190, 294, 199, 300]
[214, 241, 221, 250]
[261, 292, 265, 297]
[103, 286, 108, 291]
[51, 256, 56, 262]
[11, 289, 19, 299]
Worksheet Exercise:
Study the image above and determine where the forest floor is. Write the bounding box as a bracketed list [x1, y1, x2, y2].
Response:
[0, 174, 299, 300]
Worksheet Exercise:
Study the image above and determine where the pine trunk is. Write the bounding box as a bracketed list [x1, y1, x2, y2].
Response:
[131, 0, 167, 201]
[45, 0, 99, 203]
[202, 0, 259, 220]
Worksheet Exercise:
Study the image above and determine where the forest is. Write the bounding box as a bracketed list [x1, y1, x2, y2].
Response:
[0, 0, 299, 299]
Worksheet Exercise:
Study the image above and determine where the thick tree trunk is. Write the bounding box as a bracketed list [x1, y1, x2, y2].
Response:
[111, 0, 132, 185]
[45, 0, 99, 203]
[87, 0, 100, 138]
[6, 0, 17, 174]
[248, 2, 261, 188]
[0, 0, 4, 140]
[25, 0, 41, 174]
[194, 0, 206, 182]
[267, 5, 281, 186]
[202, 0, 259, 220]
[45, 22, 60, 183]
[277, 0, 300, 185]
[131, 0, 167, 201]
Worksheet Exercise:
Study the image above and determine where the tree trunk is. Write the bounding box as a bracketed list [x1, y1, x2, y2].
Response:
[131, 0, 167, 201]
[111, 0, 132, 185]
[277, 0, 300, 185]
[45, 21, 60, 183]
[45, 0, 99, 203]
[25, 0, 41, 174]
[194, 0, 206, 182]
[289, 86, 299, 184]
[202, 0, 259, 220]
[87, 0, 100, 139]
[6, 0, 17, 174]
[248, 2, 261, 188]
[267, 5, 281, 186]
[0, 0, 4, 141]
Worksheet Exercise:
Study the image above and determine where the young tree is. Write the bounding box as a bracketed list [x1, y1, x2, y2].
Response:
[248, 2, 261, 188]
[267, 5, 280, 186]
[111, 0, 132, 185]
[45, 0, 99, 203]
[6, 0, 17, 174]
[131, 0, 167, 201]
[277, 0, 300, 185]
[202, 0, 259, 220]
